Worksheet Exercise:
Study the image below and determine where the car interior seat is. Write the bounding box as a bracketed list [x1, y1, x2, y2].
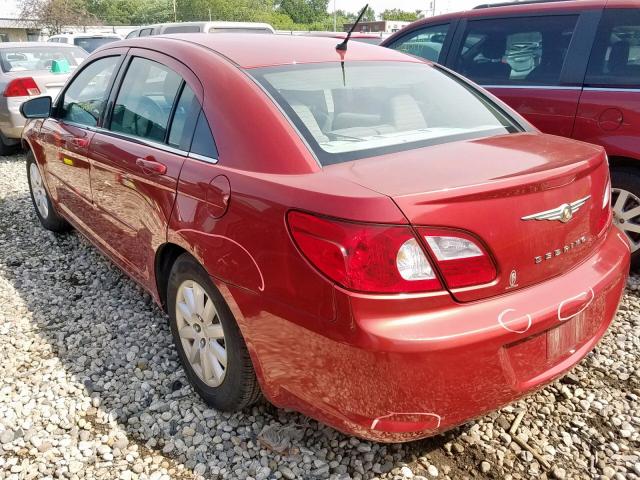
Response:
[466, 35, 512, 82]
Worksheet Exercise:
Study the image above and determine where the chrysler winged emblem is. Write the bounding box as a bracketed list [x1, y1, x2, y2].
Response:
[521, 196, 591, 223]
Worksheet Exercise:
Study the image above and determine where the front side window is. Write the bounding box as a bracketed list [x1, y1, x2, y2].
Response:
[110, 57, 183, 143]
[585, 9, 640, 87]
[455, 15, 578, 85]
[59, 56, 120, 127]
[250, 61, 518, 165]
[389, 24, 450, 63]
[139, 29, 153, 37]
[0, 46, 87, 73]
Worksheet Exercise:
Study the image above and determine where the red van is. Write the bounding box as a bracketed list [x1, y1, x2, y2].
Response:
[383, 0, 640, 266]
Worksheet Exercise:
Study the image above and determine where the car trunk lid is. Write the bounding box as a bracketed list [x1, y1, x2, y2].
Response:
[325, 133, 611, 302]
[5, 70, 69, 100]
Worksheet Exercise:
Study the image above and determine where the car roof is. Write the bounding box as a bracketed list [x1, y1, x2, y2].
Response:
[51, 33, 120, 38]
[382, 0, 624, 46]
[116, 33, 422, 69]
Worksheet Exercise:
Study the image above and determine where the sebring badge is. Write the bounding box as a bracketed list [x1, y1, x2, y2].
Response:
[521, 195, 591, 223]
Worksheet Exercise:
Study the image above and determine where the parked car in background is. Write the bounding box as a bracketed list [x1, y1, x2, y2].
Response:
[125, 21, 275, 38]
[0, 42, 87, 154]
[302, 31, 384, 45]
[47, 33, 122, 53]
[20, 34, 628, 442]
[382, 0, 640, 266]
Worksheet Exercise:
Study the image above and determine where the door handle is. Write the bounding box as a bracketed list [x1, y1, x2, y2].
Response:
[136, 157, 167, 175]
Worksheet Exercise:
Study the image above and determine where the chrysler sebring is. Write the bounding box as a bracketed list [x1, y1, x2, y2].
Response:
[20, 34, 629, 442]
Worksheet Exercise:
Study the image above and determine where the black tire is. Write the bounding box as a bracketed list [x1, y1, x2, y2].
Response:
[26, 150, 72, 233]
[0, 135, 18, 156]
[611, 167, 640, 270]
[167, 253, 261, 411]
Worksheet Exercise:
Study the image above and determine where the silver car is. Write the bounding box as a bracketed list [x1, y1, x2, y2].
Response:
[0, 42, 87, 154]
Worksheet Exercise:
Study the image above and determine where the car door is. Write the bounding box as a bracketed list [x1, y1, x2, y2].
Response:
[39, 52, 124, 229]
[87, 50, 203, 289]
[447, 11, 596, 138]
[574, 8, 640, 161]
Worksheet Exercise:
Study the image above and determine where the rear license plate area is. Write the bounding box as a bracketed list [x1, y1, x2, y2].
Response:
[547, 312, 588, 361]
[505, 311, 597, 385]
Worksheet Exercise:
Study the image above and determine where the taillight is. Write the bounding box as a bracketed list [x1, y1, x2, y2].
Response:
[598, 175, 612, 234]
[602, 176, 611, 210]
[3, 77, 40, 97]
[287, 211, 441, 293]
[419, 228, 497, 288]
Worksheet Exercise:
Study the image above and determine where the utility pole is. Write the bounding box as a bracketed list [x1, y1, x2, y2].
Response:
[209, 8, 212, 21]
[333, 0, 337, 32]
[173, 0, 177, 22]
[432, 0, 436, 17]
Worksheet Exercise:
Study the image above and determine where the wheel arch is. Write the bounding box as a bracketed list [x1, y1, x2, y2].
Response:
[154, 242, 189, 312]
[609, 155, 640, 171]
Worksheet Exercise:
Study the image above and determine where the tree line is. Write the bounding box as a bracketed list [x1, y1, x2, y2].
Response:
[19, 0, 425, 34]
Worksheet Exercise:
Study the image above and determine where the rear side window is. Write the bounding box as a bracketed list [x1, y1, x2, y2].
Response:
[454, 15, 578, 85]
[168, 84, 197, 149]
[190, 111, 217, 159]
[585, 9, 640, 87]
[164, 25, 201, 34]
[110, 57, 183, 143]
[59, 56, 120, 127]
[389, 24, 450, 63]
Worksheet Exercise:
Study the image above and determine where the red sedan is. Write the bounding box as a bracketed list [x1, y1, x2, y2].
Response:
[20, 34, 629, 442]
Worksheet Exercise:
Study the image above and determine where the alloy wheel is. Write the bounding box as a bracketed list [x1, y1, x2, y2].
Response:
[29, 163, 49, 219]
[612, 187, 640, 253]
[175, 280, 227, 387]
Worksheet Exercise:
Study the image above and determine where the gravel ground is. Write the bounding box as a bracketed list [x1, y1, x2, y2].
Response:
[0, 151, 638, 480]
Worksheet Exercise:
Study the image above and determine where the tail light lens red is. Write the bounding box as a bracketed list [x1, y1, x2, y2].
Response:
[419, 228, 497, 288]
[287, 211, 441, 293]
[3, 77, 41, 97]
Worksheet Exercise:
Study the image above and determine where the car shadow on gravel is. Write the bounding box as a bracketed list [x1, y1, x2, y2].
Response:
[0, 180, 475, 479]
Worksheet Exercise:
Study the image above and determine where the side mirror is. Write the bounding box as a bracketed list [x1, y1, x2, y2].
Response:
[20, 96, 52, 119]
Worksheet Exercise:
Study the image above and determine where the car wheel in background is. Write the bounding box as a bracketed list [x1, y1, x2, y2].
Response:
[167, 253, 261, 411]
[26, 151, 71, 233]
[611, 167, 640, 269]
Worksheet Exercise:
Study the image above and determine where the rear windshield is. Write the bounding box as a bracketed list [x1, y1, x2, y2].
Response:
[0, 46, 87, 73]
[250, 61, 520, 165]
[74, 37, 118, 53]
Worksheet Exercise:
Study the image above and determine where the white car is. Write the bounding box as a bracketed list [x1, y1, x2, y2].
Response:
[125, 21, 275, 38]
[47, 33, 121, 53]
[0, 42, 87, 154]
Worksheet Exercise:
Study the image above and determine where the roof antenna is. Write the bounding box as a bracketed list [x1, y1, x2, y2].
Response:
[336, 3, 369, 51]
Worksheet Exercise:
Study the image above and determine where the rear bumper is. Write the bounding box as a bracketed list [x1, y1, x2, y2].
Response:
[0, 97, 27, 142]
[234, 226, 629, 442]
